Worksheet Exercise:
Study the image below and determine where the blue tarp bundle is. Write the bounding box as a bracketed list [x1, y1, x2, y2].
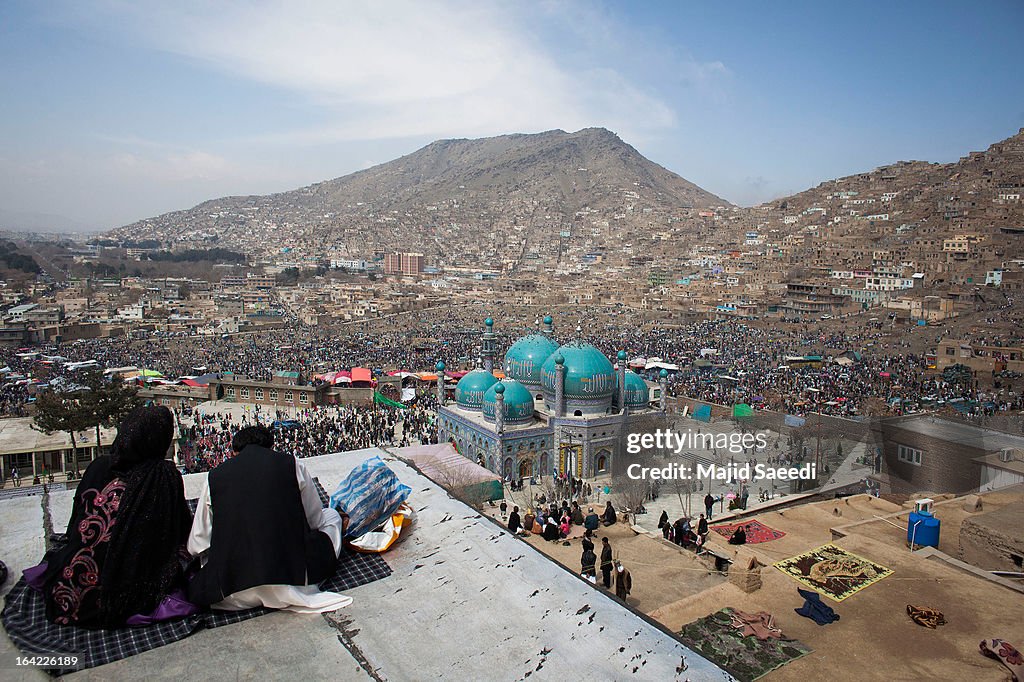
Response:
[693, 405, 712, 422]
[330, 456, 411, 539]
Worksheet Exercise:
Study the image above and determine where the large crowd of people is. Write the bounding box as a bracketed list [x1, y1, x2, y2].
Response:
[178, 401, 439, 474]
[0, 305, 1021, 426]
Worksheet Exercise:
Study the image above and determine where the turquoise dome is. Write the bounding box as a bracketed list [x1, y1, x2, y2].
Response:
[482, 379, 534, 425]
[540, 341, 615, 414]
[503, 334, 559, 390]
[622, 371, 651, 409]
[454, 369, 498, 411]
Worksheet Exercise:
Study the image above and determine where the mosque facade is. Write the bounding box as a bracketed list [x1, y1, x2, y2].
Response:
[436, 317, 669, 481]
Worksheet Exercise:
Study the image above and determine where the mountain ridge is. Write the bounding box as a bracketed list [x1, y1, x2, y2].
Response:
[106, 127, 728, 258]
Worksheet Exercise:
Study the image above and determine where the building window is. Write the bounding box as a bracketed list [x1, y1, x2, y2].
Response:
[226, 387, 235, 397]
[269, 389, 278, 401]
[299, 392, 308, 403]
[240, 387, 250, 399]
[945, 348, 955, 356]
[285, 391, 293, 402]
[255, 388, 264, 400]
[898, 445, 922, 466]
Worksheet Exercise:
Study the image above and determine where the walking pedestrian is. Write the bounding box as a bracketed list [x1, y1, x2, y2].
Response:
[614, 561, 632, 602]
[600, 537, 613, 588]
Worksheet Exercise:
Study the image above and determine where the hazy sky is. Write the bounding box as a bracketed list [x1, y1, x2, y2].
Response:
[2, 0, 1022, 230]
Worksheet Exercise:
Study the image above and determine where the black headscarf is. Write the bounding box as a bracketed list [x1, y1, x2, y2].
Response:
[99, 406, 192, 626]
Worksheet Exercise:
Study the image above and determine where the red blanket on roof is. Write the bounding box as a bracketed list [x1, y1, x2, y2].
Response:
[712, 519, 785, 544]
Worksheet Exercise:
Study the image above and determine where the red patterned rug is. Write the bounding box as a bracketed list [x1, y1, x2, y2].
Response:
[712, 519, 785, 544]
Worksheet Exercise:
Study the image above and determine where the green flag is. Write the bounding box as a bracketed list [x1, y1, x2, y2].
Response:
[374, 391, 408, 409]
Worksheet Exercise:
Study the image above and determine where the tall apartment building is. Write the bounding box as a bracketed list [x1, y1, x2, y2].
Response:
[384, 252, 425, 275]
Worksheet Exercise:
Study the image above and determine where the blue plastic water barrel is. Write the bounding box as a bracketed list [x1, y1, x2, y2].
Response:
[907, 511, 941, 548]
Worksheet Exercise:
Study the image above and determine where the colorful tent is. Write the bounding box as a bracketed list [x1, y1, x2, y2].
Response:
[733, 403, 754, 418]
[352, 367, 373, 383]
[693, 405, 712, 422]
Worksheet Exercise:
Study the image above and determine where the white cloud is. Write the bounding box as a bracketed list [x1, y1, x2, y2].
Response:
[108, 150, 235, 182]
[77, 0, 708, 143]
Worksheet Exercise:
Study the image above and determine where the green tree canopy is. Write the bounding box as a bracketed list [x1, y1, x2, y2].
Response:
[32, 389, 92, 470]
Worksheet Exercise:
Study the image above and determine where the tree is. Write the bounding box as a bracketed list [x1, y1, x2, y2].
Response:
[428, 455, 492, 510]
[79, 369, 141, 454]
[617, 477, 649, 526]
[32, 389, 92, 474]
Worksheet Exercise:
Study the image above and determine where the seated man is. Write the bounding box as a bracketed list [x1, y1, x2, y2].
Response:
[570, 502, 584, 526]
[507, 505, 522, 534]
[728, 525, 748, 545]
[583, 506, 600, 534]
[187, 426, 349, 612]
[602, 501, 617, 526]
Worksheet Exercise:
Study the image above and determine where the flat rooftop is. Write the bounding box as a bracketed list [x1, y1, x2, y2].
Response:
[886, 416, 1024, 451]
[0, 418, 117, 457]
[0, 448, 730, 681]
[648, 488, 1024, 681]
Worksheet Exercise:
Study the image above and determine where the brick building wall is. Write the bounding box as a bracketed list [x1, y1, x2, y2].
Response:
[878, 422, 981, 494]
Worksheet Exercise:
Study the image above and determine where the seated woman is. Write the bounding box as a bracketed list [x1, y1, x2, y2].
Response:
[559, 515, 571, 538]
[601, 501, 617, 526]
[31, 406, 192, 628]
[728, 525, 748, 545]
[523, 509, 535, 532]
[542, 517, 561, 541]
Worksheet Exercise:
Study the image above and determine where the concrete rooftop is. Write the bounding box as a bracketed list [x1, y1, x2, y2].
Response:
[1, 448, 730, 681]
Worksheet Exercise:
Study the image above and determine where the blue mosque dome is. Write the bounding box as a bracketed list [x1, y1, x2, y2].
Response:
[482, 379, 534, 425]
[543, 315, 553, 325]
[503, 334, 559, 391]
[454, 368, 498, 411]
[540, 341, 615, 415]
[621, 371, 651, 409]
